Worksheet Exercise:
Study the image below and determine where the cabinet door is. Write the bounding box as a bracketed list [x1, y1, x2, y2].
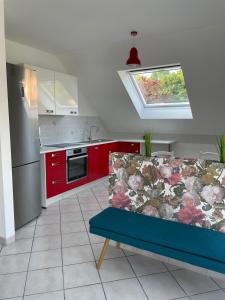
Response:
[54, 72, 78, 116]
[118, 142, 140, 154]
[45, 151, 67, 198]
[100, 144, 110, 177]
[35, 67, 55, 115]
[88, 145, 101, 181]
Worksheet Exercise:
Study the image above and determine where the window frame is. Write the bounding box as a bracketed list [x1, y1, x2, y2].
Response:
[118, 63, 193, 119]
[129, 64, 190, 108]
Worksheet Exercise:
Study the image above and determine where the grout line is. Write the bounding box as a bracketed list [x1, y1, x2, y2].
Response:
[22, 217, 38, 299]
[164, 264, 189, 298]
[123, 251, 150, 300]
[59, 197, 66, 300]
[78, 189, 108, 300]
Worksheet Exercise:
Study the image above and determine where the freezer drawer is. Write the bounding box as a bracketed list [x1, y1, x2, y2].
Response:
[12, 161, 41, 229]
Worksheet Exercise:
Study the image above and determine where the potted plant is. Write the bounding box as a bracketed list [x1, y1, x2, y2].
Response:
[143, 133, 152, 157]
[217, 135, 225, 163]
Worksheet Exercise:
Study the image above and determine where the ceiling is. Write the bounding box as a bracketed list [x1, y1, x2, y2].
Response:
[4, 0, 225, 136]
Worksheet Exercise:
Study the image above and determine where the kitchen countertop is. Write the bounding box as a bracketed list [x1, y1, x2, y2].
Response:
[40, 139, 176, 154]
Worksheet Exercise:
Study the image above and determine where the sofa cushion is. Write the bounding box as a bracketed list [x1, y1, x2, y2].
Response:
[90, 207, 225, 264]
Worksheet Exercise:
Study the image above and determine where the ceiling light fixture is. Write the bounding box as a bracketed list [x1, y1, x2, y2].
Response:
[126, 31, 141, 66]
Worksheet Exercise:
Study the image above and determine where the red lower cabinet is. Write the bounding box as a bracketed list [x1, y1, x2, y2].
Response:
[45, 150, 67, 198]
[88, 145, 101, 181]
[118, 141, 140, 154]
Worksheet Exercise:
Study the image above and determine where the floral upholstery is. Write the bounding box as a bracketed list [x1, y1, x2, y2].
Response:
[109, 152, 225, 233]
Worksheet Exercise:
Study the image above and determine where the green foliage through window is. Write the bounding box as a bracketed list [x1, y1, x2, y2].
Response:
[131, 65, 189, 105]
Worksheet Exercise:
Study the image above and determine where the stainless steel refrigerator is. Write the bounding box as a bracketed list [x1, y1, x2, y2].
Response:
[6, 63, 42, 229]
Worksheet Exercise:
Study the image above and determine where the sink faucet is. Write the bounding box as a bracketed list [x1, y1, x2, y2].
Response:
[88, 126, 99, 142]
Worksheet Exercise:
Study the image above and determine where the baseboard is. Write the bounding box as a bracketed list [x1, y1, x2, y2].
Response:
[0, 234, 15, 246]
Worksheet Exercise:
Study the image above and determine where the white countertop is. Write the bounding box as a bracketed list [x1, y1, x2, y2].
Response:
[40, 139, 176, 154]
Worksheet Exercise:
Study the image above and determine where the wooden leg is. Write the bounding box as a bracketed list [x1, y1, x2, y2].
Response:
[96, 239, 110, 270]
[116, 242, 121, 249]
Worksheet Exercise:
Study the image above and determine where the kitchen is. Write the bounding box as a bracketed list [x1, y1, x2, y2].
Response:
[1, 1, 225, 300]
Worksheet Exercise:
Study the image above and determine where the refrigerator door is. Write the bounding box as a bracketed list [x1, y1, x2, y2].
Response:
[7, 63, 40, 167]
[12, 161, 41, 229]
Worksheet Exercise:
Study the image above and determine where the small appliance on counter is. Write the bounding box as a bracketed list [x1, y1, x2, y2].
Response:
[6, 63, 42, 229]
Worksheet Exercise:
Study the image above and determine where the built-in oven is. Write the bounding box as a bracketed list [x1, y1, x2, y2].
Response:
[66, 147, 88, 183]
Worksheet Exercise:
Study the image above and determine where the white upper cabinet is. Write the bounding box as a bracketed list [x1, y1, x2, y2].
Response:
[34, 66, 78, 116]
[54, 72, 78, 116]
[35, 67, 55, 115]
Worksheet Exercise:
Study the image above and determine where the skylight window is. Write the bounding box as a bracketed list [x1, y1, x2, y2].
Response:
[118, 64, 193, 119]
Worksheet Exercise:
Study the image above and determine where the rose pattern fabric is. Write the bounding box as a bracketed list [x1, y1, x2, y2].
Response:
[109, 153, 225, 233]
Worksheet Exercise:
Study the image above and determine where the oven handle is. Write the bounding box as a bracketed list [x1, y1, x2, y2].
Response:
[67, 155, 88, 161]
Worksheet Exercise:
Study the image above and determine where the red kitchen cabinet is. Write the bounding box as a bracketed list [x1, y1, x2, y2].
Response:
[45, 150, 67, 198]
[118, 141, 140, 154]
[88, 145, 101, 181]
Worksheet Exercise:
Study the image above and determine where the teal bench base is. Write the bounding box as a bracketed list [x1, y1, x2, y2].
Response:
[89, 207, 225, 274]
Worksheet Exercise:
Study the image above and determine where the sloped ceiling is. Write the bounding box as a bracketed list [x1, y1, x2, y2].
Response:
[4, 0, 225, 135]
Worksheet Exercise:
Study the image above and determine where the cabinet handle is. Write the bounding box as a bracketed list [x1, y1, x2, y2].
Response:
[51, 153, 62, 157]
[51, 162, 61, 166]
[131, 144, 134, 146]
[94, 147, 99, 150]
[52, 180, 63, 185]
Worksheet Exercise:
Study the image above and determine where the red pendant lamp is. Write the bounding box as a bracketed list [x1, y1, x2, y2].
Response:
[126, 31, 141, 66]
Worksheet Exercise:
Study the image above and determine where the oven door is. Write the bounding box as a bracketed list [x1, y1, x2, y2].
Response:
[67, 154, 88, 183]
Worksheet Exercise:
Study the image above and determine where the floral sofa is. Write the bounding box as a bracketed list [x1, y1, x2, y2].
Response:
[109, 152, 225, 233]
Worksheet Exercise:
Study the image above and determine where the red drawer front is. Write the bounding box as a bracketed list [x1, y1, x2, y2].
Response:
[45, 151, 67, 198]
[118, 142, 140, 154]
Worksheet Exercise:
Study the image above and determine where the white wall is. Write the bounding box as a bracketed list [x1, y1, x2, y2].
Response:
[0, 0, 15, 244]
[6, 39, 98, 117]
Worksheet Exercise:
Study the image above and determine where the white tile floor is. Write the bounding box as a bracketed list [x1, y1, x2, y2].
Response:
[0, 179, 225, 300]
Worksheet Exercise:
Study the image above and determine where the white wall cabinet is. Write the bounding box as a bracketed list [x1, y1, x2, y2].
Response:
[54, 72, 78, 116]
[34, 66, 78, 116]
[35, 67, 55, 115]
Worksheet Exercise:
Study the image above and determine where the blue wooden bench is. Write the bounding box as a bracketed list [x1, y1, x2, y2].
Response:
[89, 207, 225, 273]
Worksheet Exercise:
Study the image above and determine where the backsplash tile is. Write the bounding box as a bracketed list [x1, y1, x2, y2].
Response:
[39, 115, 108, 145]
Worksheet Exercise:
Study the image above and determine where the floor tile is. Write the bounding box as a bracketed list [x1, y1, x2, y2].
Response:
[128, 254, 167, 276]
[62, 231, 89, 248]
[92, 243, 124, 260]
[0, 253, 30, 274]
[190, 290, 225, 299]
[26, 219, 37, 227]
[88, 232, 105, 244]
[29, 249, 62, 270]
[37, 214, 60, 225]
[82, 210, 101, 221]
[25, 267, 63, 295]
[60, 204, 81, 214]
[165, 261, 183, 271]
[139, 272, 186, 300]
[35, 224, 60, 237]
[80, 202, 101, 211]
[62, 244, 94, 265]
[212, 276, 225, 288]
[65, 284, 105, 300]
[24, 290, 64, 300]
[99, 257, 135, 282]
[64, 262, 100, 289]
[0, 272, 27, 299]
[172, 269, 218, 296]
[32, 235, 61, 252]
[1, 238, 33, 255]
[60, 198, 78, 206]
[16, 226, 35, 240]
[61, 211, 83, 223]
[61, 220, 86, 234]
[41, 206, 60, 215]
[103, 278, 148, 300]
